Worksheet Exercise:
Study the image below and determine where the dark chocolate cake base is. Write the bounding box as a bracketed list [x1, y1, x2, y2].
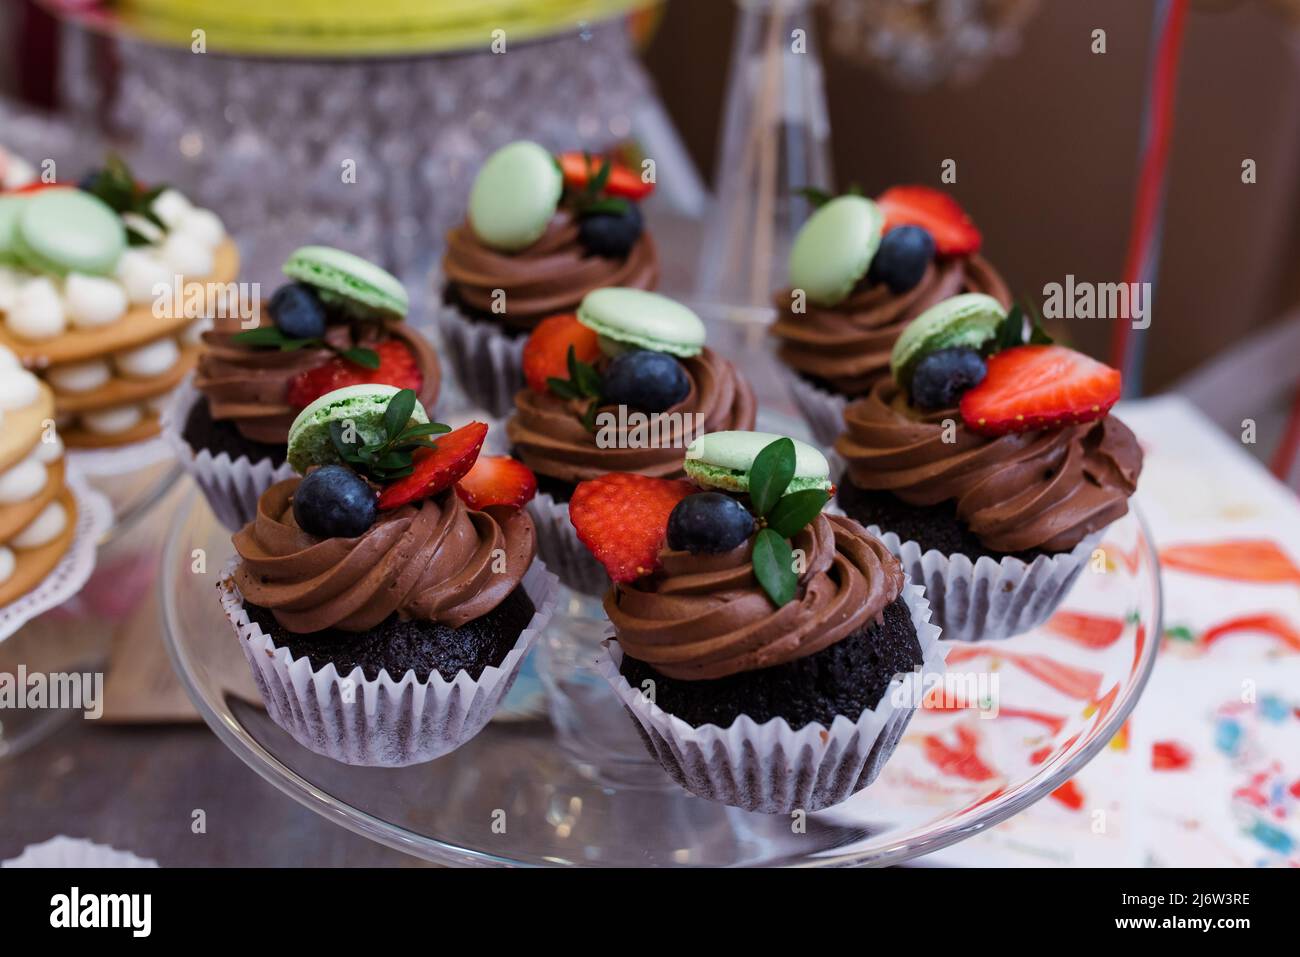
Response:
[183, 397, 288, 469]
[242, 585, 536, 683]
[619, 595, 921, 731]
[835, 478, 1054, 564]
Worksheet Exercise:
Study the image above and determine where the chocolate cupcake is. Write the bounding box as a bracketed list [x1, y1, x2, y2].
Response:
[771, 186, 1009, 446]
[834, 293, 1142, 641]
[439, 141, 659, 416]
[165, 245, 440, 530]
[571, 431, 944, 813]
[506, 288, 755, 593]
[219, 385, 556, 766]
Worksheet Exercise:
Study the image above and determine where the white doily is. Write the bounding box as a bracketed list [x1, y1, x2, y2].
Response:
[0, 474, 113, 644]
[67, 432, 177, 477]
[2, 836, 159, 868]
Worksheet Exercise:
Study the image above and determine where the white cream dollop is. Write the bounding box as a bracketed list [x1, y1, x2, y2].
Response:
[150, 189, 194, 229]
[180, 316, 211, 347]
[0, 367, 40, 411]
[12, 501, 66, 549]
[0, 546, 13, 585]
[122, 212, 164, 245]
[116, 249, 172, 307]
[65, 273, 129, 330]
[0, 454, 47, 504]
[114, 337, 179, 378]
[160, 232, 214, 279]
[0, 267, 23, 313]
[33, 432, 63, 464]
[175, 208, 225, 249]
[80, 404, 143, 435]
[7, 277, 66, 340]
[47, 359, 111, 394]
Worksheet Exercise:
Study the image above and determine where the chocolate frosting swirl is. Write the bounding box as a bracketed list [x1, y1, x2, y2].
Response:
[196, 321, 440, 445]
[442, 209, 659, 333]
[771, 255, 1010, 396]
[233, 481, 535, 634]
[607, 513, 904, 680]
[506, 347, 756, 485]
[836, 380, 1143, 553]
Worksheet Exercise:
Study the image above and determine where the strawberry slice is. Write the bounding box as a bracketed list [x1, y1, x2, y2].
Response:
[285, 339, 422, 409]
[377, 421, 488, 510]
[959, 345, 1121, 436]
[569, 473, 695, 583]
[456, 455, 538, 510]
[521, 313, 601, 394]
[4, 182, 69, 195]
[877, 185, 982, 256]
[557, 152, 654, 200]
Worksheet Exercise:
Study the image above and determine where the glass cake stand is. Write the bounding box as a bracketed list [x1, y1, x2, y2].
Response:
[160, 485, 1161, 866]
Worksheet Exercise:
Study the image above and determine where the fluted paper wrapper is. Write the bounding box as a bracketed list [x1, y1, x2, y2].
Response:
[220, 558, 560, 766]
[865, 524, 1102, 643]
[437, 303, 526, 418]
[784, 369, 849, 448]
[162, 379, 296, 531]
[525, 489, 610, 597]
[596, 582, 945, 814]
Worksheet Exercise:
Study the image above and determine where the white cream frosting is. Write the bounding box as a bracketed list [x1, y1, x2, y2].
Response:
[115, 248, 172, 306]
[80, 404, 143, 435]
[160, 232, 214, 279]
[0, 148, 36, 190]
[150, 189, 193, 230]
[0, 545, 13, 585]
[0, 267, 21, 314]
[122, 212, 164, 245]
[65, 272, 129, 329]
[0, 367, 40, 410]
[47, 358, 111, 394]
[33, 433, 62, 464]
[0, 454, 47, 505]
[180, 315, 211, 346]
[114, 336, 179, 378]
[11, 500, 66, 549]
[175, 208, 225, 249]
[7, 277, 66, 340]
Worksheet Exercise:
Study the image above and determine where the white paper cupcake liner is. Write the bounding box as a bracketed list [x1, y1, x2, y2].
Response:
[525, 489, 610, 597]
[437, 302, 527, 419]
[161, 379, 297, 531]
[0, 475, 113, 644]
[783, 369, 850, 448]
[220, 556, 560, 767]
[596, 581, 946, 814]
[865, 524, 1102, 643]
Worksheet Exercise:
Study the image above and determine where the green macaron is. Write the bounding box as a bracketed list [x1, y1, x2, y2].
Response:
[577, 287, 705, 357]
[14, 189, 125, 276]
[283, 245, 408, 319]
[788, 195, 884, 307]
[468, 140, 563, 253]
[685, 430, 832, 494]
[890, 292, 1006, 390]
[0, 196, 27, 266]
[286, 384, 429, 475]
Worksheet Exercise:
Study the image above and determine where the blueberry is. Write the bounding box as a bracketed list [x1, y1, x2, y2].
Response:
[578, 203, 643, 258]
[77, 169, 104, 192]
[910, 347, 987, 411]
[292, 465, 377, 539]
[270, 283, 327, 340]
[600, 349, 690, 413]
[667, 492, 755, 555]
[868, 225, 936, 294]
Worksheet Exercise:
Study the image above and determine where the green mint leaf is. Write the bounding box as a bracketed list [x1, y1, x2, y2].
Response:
[1025, 300, 1053, 345]
[398, 422, 451, 440]
[752, 528, 797, 607]
[547, 376, 581, 400]
[383, 388, 418, 440]
[329, 419, 363, 460]
[749, 438, 796, 517]
[575, 361, 603, 399]
[341, 347, 380, 369]
[580, 400, 599, 432]
[581, 197, 631, 217]
[767, 488, 830, 538]
[990, 304, 1025, 354]
[125, 228, 152, 247]
[233, 326, 289, 347]
[376, 450, 412, 470]
[590, 156, 613, 197]
[795, 186, 832, 208]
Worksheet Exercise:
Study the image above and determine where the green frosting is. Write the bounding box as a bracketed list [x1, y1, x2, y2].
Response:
[286, 384, 429, 474]
[787, 195, 883, 307]
[283, 245, 408, 319]
[890, 292, 1006, 389]
[577, 287, 705, 357]
[684, 430, 832, 493]
[467, 140, 563, 253]
[15, 189, 125, 276]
